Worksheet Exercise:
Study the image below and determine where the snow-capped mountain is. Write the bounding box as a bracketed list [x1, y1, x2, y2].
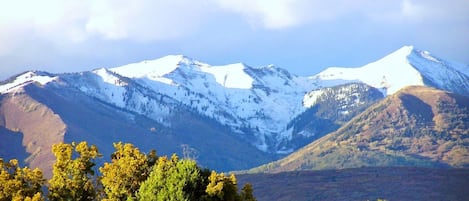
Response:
[1, 45, 468, 162]
[283, 83, 385, 151]
[57, 55, 315, 153]
[310, 46, 469, 96]
[0, 71, 57, 94]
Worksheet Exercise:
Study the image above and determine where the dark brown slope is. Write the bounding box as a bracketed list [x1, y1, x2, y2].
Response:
[249, 86, 469, 173]
[237, 167, 469, 201]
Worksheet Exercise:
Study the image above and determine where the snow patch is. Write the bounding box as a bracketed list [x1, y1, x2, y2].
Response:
[110, 55, 185, 78]
[303, 90, 324, 108]
[201, 63, 254, 89]
[0, 71, 56, 94]
[420, 51, 440, 63]
[93, 68, 128, 86]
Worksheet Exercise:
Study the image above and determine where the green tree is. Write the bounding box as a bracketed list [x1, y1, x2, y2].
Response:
[2, 141, 257, 201]
[100, 142, 152, 201]
[204, 171, 240, 201]
[48, 141, 101, 201]
[137, 154, 202, 201]
[0, 158, 45, 201]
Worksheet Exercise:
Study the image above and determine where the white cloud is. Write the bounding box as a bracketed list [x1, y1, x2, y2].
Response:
[212, 0, 305, 29]
[0, 0, 211, 48]
[210, 0, 364, 29]
[212, 0, 469, 29]
[0, 0, 89, 56]
[85, 0, 210, 41]
[0, 0, 466, 46]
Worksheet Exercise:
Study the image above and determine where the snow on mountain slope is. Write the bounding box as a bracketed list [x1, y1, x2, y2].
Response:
[407, 49, 469, 95]
[1, 45, 467, 154]
[312, 46, 423, 95]
[201, 63, 254, 89]
[111, 55, 189, 79]
[310, 46, 469, 96]
[45, 46, 469, 153]
[0, 71, 57, 94]
[62, 55, 315, 152]
[111, 55, 253, 89]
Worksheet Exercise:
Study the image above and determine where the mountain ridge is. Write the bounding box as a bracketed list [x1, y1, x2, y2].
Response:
[1, 45, 468, 175]
[310, 45, 469, 96]
[2, 46, 467, 153]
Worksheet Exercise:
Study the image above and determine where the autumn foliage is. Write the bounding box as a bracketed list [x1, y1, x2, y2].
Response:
[0, 141, 255, 201]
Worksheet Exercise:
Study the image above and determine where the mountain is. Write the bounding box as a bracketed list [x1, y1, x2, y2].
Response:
[50, 46, 469, 154]
[0, 73, 278, 177]
[310, 45, 469, 96]
[59, 56, 316, 153]
[0, 46, 468, 176]
[247, 86, 469, 173]
[284, 83, 384, 150]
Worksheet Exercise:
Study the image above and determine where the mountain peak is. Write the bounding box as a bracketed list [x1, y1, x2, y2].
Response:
[397, 45, 414, 53]
[108, 54, 206, 79]
[159, 54, 197, 65]
[377, 45, 417, 63]
[312, 45, 469, 96]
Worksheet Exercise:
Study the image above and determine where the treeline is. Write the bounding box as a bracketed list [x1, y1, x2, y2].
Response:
[0, 141, 256, 201]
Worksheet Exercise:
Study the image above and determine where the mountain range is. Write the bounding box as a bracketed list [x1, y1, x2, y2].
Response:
[1, 45, 468, 176]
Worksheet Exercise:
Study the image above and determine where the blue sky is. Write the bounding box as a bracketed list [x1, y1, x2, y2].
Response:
[0, 0, 468, 80]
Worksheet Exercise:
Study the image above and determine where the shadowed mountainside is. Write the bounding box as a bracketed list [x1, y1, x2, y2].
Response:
[0, 83, 276, 177]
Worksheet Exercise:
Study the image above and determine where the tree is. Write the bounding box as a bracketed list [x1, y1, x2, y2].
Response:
[48, 141, 101, 201]
[240, 183, 256, 201]
[138, 154, 256, 201]
[204, 171, 240, 201]
[100, 142, 152, 201]
[0, 158, 45, 201]
[137, 155, 202, 201]
[3, 141, 257, 201]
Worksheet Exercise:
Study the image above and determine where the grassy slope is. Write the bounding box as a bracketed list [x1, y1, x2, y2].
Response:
[248, 86, 469, 173]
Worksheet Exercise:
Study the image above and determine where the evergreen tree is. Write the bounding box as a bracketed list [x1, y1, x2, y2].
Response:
[100, 142, 151, 201]
[48, 142, 101, 201]
[0, 158, 45, 201]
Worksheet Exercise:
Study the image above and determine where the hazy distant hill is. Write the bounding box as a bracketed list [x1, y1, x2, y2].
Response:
[248, 86, 469, 173]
